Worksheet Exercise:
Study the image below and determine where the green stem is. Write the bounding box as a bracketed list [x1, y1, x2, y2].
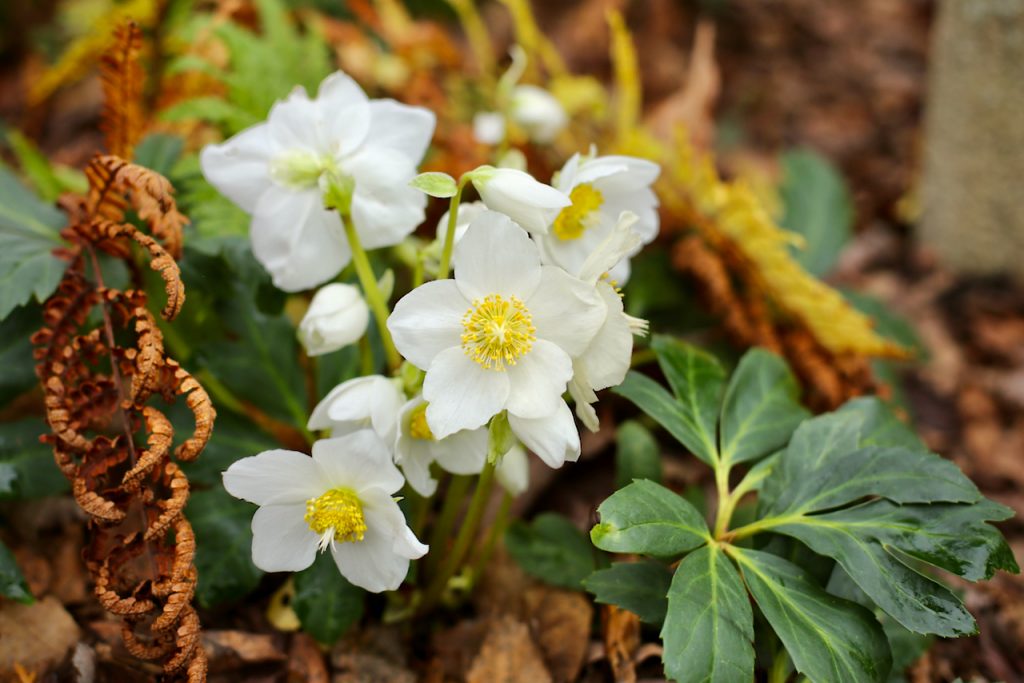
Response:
[713, 464, 732, 539]
[437, 175, 470, 279]
[727, 513, 804, 543]
[421, 460, 496, 611]
[471, 492, 512, 580]
[768, 647, 790, 683]
[425, 475, 472, 579]
[340, 213, 401, 370]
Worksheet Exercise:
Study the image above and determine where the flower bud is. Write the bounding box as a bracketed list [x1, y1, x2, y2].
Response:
[299, 283, 370, 356]
[470, 166, 570, 235]
[510, 85, 567, 144]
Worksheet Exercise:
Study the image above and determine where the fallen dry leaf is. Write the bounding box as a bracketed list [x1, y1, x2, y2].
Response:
[0, 596, 80, 678]
[525, 587, 593, 683]
[466, 616, 553, 683]
[202, 630, 285, 672]
[602, 605, 641, 683]
[286, 633, 328, 683]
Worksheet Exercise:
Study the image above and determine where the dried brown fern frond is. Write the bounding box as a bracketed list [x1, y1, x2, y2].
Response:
[100, 21, 146, 160]
[31, 21, 212, 682]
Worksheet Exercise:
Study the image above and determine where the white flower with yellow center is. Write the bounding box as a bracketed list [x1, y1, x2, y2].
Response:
[200, 70, 436, 292]
[567, 212, 650, 431]
[308, 375, 405, 445]
[471, 167, 570, 234]
[222, 431, 427, 592]
[395, 395, 488, 496]
[387, 211, 604, 464]
[537, 152, 661, 284]
[298, 283, 370, 356]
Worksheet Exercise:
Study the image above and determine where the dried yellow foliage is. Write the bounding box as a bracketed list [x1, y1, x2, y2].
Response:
[607, 9, 641, 148]
[29, 0, 158, 107]
[664, 131, 908, 359]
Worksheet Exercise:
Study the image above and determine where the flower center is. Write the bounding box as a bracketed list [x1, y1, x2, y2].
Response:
[409, 403, 434, 441]
[304, 488, 366, 551]
[270, 150, 336, 190]
[553, 183, 603, 241]
[461, 295, 536, 371]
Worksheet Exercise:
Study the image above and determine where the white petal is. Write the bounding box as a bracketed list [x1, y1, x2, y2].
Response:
[251, 503, 318, 572]
[568, 375, 600, 433]
[496, 444, 529, 496]
[345, 146, 426, 249]
[453, 211, 542, 301]
[299, 283, 370, 356]
[607, 257, 631, 286]
[199, 123, 274, 212]
[553, 153, 581, 193]
[312, 432, 405, 494]
[388, 280, 466, 370]
[578, 212, 641, 283]
[223, 450, 322, 506]
[364, 99, 436, 163]
[527, 267, 606, 358]
[473, 111, 506, 145]
[308, 375, 404, 442]
[316, 72, 371, 155]
[473, 168, 570, 234]
[331, 490, 426, 592]
[423, 347, 510, 438]
[504, 340, 572, 419]
[396, 436, 437, 497]
[432, 426, 488, 475]
[508, 400, 580, 468]
[510, 85, 567, 143]
[267, 87, 320, 152]
[578, 283, 633, 390]
[585, 156, 661, 191]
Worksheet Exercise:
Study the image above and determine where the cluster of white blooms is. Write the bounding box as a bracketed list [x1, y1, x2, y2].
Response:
[205, 69, 659, 594]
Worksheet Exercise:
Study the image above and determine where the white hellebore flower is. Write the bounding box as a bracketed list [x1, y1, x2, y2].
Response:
[509, 85, 567, 144]
[395, 395, 488, 496]
[496, 444, 529, 497]
[538, 151, 661, 284]
[222, 431, 427, 592]
[470, 167, 570, 235]
[387, 210, 605, 467]
[568, 212, 650, 431]
[200, 70, 436, 292]
[309, 375, 405, 445]
[472, 111, 506, 146]
[299, 283, 370, 356]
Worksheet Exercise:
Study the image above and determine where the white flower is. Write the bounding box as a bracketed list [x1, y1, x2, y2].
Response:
[496, 444, 529, 495]
[537, 152, 660, 284]
[200, 70, 436, 292]
[470, 167, 570, 234]
[509, 85, 567, 144]
[387, 210, 604, 466]
[567, 212, 650, 431]
[395, 395, 488, 496]
[222, 431, 427, 592]
[435, 200, 487, 249]
[473, 112, 506, 146]
[298, 283, 370, 356]
[508, 398, 582, 468]
[308, 375, 405, 445]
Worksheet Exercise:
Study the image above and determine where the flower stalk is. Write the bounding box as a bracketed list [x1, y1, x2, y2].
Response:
[437, 174, 471, 279]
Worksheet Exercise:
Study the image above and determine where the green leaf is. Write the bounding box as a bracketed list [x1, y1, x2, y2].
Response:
[774, 499, 1017, 636]
[5, 129, 64, 202]
[410, 171, 458, 198]
[780, 148, 853, 277]
[614, 420, 662, 488]
[0, 539, 33, 603]
[133, 133, 185, 176]
[0, 418, 68, 500]
[0, 304, 40, 408]
[506, 513, 597, 590]
[661, 545, 754, 683]
[189, 488, 263, 607]
[293, 552, 365, 644]
[614, 372, 706, 463]
[591, 480, 709, 557]
[0, 161, 67, 321]
[652, 335, 724, 464]
[731, 547, 891, 683]
[584, 560, 672, 624]
[761, 398, 979, 517]
[719, 348, 809, 467]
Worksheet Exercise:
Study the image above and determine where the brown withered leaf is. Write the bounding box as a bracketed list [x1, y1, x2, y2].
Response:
[524, 587, 593, 683]
[466, 616, 553, 683]
[100, 21, 145, 160]
[601, 605, 640, 683]
[0, 597, 81, 678]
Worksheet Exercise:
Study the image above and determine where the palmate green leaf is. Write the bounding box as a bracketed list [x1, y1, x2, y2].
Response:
[0, 538, 33, 603]
[584, 560, 672, 624]
[761, 398, 979, 517]
[650, 335, 724, 464]
[188, 488, 263, 607]
[507, 513, 598, 590]
[779, 148, 853, 277]
[0, 162, 68, 321]
[661, 545, 754, 683]
[293, 552, 365, 644]
[591, 480, 709, 557]
[614, 372, 704, 462]
[775, 499, 1018, 636]
[614, 420, 662, 488]
[730, 547, 891, 683]
[719, 348, 809, 467]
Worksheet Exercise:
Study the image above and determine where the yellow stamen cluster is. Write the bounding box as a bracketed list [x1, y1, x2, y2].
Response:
[304, 488, 367, 544]
[409, 403, 435, 441]
[553, 183, 604, 241]
[461, 295, 536, 370]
